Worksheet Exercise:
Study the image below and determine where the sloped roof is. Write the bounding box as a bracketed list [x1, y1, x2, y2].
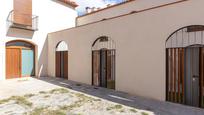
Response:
[58, 0, 78, 8]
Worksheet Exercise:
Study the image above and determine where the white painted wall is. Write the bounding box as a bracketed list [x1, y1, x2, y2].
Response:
[76, 0, 179, 26]
[48, 0, 204, 101]
[0, 0, 77, 80]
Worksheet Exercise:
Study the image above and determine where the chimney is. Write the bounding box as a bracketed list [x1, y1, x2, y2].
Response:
[91, 7, 96, 12]
[85, 7, 91, 13]
[107, 4, 111, 7]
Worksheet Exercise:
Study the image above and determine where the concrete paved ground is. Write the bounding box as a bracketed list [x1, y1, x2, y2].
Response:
[38, 77, 204, 115]
[0, 77, 204, 115]
[0, 77, 61, 100]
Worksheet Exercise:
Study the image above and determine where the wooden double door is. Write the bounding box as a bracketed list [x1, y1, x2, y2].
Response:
[56, 51, 68, 79]
[166, 46, 204, 108]
[92, 49, 115, 89]
[6, 47, 35, 79]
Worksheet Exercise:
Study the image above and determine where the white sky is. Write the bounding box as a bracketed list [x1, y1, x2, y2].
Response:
[75, 0, 121, 15]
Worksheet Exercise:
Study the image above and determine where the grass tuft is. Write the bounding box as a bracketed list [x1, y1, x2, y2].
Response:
[92, 98, 101, 101]
[141, 112, 149, 115]
[106, 104, 123, 111]
[30, 107, 45, 115]
[58, 93, 96, 112]
[10, 96, 33, 107]
[24, 94, 35, 98]
[129, 108, 137, 113]
[30, 107, 66, 115]
[0, 96, 32, 107]
[49, 88, 69, 94]
[43, 95, 50, 98]
[39, 91, 47, 94]
[0, 99, 10, 105]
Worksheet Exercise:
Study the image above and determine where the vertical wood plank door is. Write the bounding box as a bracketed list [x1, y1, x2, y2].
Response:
[106, 50, 115, 89]
[100, 50, 107, 88]
[166, 48, 185, 104]
[6, 48, 21, 79]
[92, 50, 100, 86]
[63, 51, 68, 79]
[200, 47, 204, 108]
[13, 0, 32, 25]
[55, 52, 61, 77]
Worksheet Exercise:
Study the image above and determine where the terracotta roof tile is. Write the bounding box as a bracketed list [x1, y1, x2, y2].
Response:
[58, 0, 78, 8]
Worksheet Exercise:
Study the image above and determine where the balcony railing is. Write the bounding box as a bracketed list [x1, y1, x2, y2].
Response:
[7, 10, 38, 31]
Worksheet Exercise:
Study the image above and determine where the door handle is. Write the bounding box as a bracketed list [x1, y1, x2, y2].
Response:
[192, 75, 199, 81]
[193, 75, 199, 78]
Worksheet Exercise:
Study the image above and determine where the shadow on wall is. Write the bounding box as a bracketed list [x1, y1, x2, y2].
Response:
[6, 28, 34, 39]
[38, 36, 48, 77]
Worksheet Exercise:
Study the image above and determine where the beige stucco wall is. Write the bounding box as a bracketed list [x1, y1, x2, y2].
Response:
[48, 0, 204, 101]
[0, 0, 77, 80]
[76, 0, 179, 26]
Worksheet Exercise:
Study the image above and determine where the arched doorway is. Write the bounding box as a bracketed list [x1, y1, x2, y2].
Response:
[6, 40, 35, 79]
[55, 41, 68, 79]
[92, 36, 116, 89]
[166, 25, 204, 108]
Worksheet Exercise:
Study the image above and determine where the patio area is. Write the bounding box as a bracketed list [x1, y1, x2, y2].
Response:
[0, 77, 204, 115]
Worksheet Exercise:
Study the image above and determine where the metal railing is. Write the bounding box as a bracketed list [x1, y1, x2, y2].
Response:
[7, 10, 38, 31]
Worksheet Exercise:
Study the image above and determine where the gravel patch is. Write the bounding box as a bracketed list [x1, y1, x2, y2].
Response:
[0, 88, 154, 115]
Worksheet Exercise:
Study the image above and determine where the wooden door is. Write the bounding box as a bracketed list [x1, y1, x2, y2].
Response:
[92, 50, 100, 86]
[200, 47, 204, 108]
[14, 0, 32, 25]
[167, 47, 204, 108]
[185, 47, 200, 107]
[100, 50, 107, 87]
[92, 49, 116, 89]
[21, 49, 34, 77]
[63, 51, 68, 79]
[6, 48, 21, 79]
[106, 50, 116, 89]
[56, 51, 68, 79]
[166, 48, 185, 103]
[56, 51, 61, 77]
